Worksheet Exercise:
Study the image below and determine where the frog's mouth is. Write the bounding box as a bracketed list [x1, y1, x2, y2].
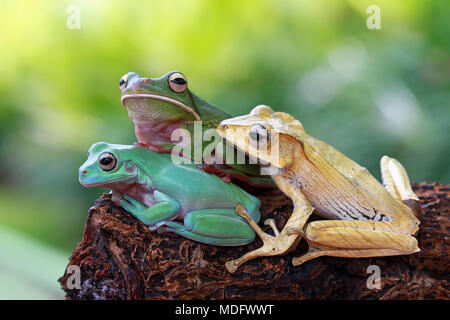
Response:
[121, 94, 201, 121]
[79, 174, 137, 188]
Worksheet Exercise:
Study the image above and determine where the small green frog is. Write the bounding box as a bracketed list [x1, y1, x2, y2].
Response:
[79, 142, 261, 246]
[119, 71, 273, 190]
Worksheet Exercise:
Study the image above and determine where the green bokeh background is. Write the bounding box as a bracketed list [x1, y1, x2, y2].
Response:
[0, 0, 448, 298]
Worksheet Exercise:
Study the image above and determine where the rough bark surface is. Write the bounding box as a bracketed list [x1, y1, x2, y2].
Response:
[59, 182, 449, 300]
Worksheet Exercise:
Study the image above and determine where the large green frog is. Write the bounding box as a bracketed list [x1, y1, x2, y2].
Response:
[119, 71, 273, 191]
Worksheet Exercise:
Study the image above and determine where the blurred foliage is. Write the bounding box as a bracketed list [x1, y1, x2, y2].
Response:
[0, 0, 448, 298]
[0, 226, 66, 299]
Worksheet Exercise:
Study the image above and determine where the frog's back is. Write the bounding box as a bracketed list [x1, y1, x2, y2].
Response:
[266, 111, 412, 225]
[267, 111, 390, 201]
[290, 129, 416, 227]
[149, 153, 260, 215]
[296, 130, 385, 195]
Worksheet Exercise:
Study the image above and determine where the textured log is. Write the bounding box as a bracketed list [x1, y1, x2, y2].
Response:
[59, 182, 449, 299]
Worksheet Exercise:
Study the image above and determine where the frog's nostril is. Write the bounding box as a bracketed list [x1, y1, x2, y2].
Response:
[142, 79, 152, 85]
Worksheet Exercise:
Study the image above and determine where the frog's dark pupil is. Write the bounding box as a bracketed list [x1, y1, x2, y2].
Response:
[250, 131, 261, 141]
[119, 79, 125, 86]
[171, 78, 186, 85]
[250, 126, 270, 142]
[100, 157, 112, 165]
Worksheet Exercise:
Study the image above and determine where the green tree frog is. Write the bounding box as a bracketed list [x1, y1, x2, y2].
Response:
[79, 142, 261, 246]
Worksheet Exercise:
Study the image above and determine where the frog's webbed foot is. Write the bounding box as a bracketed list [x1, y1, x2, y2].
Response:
[225, 205, 277, 272]
[234, 205, 275, 242]
[225, 205, 302, 273]
[226, 178, 314, 273]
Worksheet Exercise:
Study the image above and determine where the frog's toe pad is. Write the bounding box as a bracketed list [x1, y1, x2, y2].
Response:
[235, 204, 249, 217]
[225, 260, 239, 273]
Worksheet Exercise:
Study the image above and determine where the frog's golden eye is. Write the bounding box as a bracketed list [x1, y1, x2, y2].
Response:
[249, 124, 270, 146]
[119, 74, 129, 91]
[168, 72, 187, 93]
[99, 153, 117, 171]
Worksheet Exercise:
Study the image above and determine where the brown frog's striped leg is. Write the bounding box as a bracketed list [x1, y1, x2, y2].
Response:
[292, 156, 423, 267]
[292, 219, 420, 266]
[225, 174, 314, 273]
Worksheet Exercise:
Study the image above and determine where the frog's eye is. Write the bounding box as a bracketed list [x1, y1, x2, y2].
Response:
[249, 124, 270, 146]
[168, 72, 187, 93]
[119, 74, 129, 91]
[99, 153, 117, 171]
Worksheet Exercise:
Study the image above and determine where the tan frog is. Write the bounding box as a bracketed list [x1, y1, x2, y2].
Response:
[217, 105, 422, 273]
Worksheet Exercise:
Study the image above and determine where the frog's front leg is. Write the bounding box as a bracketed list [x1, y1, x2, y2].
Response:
[225, 174, 314, 273]
[154, 208, 257, 246]
[292, 220, 419, 266]
[120, 191, 180, 225]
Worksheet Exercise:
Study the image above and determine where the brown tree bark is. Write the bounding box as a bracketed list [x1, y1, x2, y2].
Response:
[59, 182, 449, 299]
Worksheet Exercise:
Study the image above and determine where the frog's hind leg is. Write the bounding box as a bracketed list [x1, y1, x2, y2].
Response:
[380, 156, 422, 219]
[292, 220, 419, 266]
[154, 208, 257, 246]
[293, 245, 417, 266]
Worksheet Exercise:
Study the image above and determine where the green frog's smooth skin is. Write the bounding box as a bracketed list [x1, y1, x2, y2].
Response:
[119, 71, 273, 190]
[79, 142, 261, 246]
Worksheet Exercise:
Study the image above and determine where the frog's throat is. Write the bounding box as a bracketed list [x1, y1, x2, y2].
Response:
[81, 167, 152, 189]
[121, 93, 201, 120]
[80, 175, 138, 188]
